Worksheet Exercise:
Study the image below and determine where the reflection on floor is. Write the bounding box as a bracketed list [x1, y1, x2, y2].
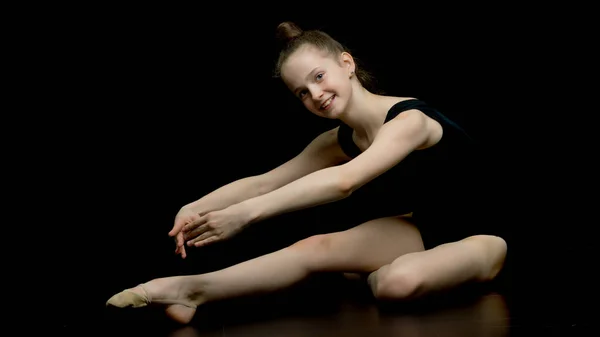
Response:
[58, 271, 590, 337]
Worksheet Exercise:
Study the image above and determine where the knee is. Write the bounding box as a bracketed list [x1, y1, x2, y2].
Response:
[486, 235, 507, 257]
[466, 234, 506, 247]
[369, 265, 422, 301]
[289, 234, 332, 251]
[465, 235, 508, 280]
[288, 234, 333, 268]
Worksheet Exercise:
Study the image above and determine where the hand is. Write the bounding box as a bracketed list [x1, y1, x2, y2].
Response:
[168, 206, 203, 258]
[182, 203, 251, 248]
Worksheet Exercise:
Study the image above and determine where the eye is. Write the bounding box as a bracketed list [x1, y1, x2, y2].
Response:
[298, 90, 308, 99]
[316, 73, 324, 81]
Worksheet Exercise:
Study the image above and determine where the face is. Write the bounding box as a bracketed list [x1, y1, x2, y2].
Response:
[281, 45, 355, 119]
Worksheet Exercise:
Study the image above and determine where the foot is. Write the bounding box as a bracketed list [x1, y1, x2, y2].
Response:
[106, 276, 203, 324]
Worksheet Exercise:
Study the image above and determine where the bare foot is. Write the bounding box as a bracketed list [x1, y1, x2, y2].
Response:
[106, 276, 204, 324]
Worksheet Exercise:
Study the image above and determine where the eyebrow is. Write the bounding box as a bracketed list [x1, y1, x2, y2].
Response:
[293, 67, 320, 95]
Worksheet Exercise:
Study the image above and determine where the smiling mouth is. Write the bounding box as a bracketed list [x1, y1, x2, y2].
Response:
[320, 95, 335, 110]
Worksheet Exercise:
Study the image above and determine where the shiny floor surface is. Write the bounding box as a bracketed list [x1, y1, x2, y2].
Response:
[59, 274, 590, 337]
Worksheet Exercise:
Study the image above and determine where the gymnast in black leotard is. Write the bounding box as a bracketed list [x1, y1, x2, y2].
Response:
[106, 22, 508, 325]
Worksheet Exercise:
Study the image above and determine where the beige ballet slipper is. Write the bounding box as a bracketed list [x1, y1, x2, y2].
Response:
[106, 284, 197, 308]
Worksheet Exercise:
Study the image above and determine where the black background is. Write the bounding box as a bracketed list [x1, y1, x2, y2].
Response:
[23, 5, 593, 329]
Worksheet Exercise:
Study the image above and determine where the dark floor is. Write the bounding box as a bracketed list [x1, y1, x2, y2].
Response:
[57, 271, 591, 337]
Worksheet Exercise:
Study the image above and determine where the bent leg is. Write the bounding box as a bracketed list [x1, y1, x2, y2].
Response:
[368, 234, 508, 301]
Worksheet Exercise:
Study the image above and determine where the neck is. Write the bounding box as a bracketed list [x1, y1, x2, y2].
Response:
[338, 88, 388, 141]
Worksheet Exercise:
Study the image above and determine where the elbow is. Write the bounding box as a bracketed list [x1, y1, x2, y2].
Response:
[338, 181, 354, 198]
[337, 171, 356, 197]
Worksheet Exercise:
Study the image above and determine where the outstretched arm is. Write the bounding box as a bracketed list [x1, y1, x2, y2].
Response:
[243, 109, 431, 224]
[175, 127, 348, 249]
[182, 176, 267, 215]
[181, 110, 433, 247]
[182, 126, 348, 215]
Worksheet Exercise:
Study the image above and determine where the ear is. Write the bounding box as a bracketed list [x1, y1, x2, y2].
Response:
[340, 52, 355, 74]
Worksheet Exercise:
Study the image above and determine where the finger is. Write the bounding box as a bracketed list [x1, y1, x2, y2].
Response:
[177, 232, 185, 247]
[187, 230, 214, 246]
[175, 239, 187, 254]
[194, 236, 219, 248]
[169, 217, 188, 237]
[182, 215, 208, 232]
[175, 245, 187, 259]
[169, 221, 183, 237]
[183, 223, 211, 241]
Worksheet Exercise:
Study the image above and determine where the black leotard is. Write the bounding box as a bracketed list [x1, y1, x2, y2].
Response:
[337, 98, 492, 247]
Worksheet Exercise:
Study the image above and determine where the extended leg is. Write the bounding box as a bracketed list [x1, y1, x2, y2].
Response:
[107, 215, 424, 323]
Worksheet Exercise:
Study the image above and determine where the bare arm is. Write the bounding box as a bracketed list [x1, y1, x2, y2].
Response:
[184, 127, 348, 214]
[183, 175, 267, 214]
[242, 109, 431, 223]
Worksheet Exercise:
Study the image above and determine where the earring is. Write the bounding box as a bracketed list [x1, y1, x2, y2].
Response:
[349, 71, 354, 78]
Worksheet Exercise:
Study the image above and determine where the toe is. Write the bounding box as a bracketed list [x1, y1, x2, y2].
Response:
[106, 288, 149, 308]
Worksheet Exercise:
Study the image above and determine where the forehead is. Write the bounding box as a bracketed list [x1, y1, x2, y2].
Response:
[281, 46, 337, 86]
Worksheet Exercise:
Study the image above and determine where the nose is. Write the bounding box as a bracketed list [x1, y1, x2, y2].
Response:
[308, 85, 323, 101]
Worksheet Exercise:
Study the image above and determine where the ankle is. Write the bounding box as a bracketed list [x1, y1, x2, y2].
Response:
[180, 275, 209, 306]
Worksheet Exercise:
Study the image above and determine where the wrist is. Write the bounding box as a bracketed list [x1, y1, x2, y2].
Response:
[239, 198, 262, 225]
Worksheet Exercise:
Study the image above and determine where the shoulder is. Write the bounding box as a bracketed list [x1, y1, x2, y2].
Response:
[379, 96, 429, 132]
[338, 109, 430, 191]
[380, 108, 429, 141]
[381, 97, 442, 145]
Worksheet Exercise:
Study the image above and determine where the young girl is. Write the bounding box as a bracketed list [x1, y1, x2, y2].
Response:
[107, 21, 508, 325]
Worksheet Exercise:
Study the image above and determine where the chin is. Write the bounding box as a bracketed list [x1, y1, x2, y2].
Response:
[328, 108, 345, 119]
[318, 110, 339, 119]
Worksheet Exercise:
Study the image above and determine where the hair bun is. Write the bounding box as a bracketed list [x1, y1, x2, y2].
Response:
[275, 21, 303, 44]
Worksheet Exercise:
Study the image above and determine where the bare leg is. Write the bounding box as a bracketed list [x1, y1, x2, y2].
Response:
[107, 216, 507, 324]
[107, 215, 424, 323]
[367, 234, 507, 301]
